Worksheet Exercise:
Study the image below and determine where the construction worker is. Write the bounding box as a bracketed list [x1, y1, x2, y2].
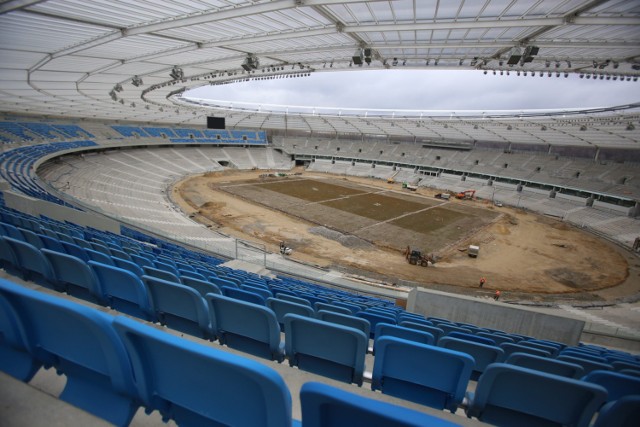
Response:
[494, 290, 501, 301]
[479, 277, 486, 288]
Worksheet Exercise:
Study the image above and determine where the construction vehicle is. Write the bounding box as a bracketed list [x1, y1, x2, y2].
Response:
[402, 182, 418, 191]
[456, 189, 476, 200]
[468, 245, 480, 258]
[387, 177, 395, 184]
[434, 193, 450, 200]
[404, 246, 436, 267]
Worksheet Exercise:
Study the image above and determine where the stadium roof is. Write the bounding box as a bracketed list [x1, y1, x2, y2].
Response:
[0, 0, 639, 126]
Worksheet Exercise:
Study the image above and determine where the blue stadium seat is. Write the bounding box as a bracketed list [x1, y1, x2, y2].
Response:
[505, 352, 584, 378]
[0, 286, 41, 381]
[465, 363, 608, 427]
[2, 236, 55, 287]
[206, 293, 284, 362]
[88, 261, 154, 321]
[241, 284, 273, 300]
[356, 311, 396, 339]
[84, 247, 114, 265]
[372, 337, 474, 413]
[284, 314, 367, 386]
[299, 382, 462, 427]
[142, 276, 211, 339]
[582, 370, 640, 402]
[592, 395, 640, 427]
[222, 286, 266, 305]
[41, 248, 102, 302]
[275, 293, 312, 307]
[266, 297, 315, 331]
[112, 256, 144, 278]
[373, 323, 435, 353]
[556, 354, 614, 375]
[438, 336, 505, 380]
[143, 265, 180, 284]
[316, 310, 371, 340]
[314, 302, 353, 315]
[0, 279, 139, 426]
[398, 320, 445, 343]
[447, 331, 496, 346]
[113, 316, 293, 427]
[500, 342, 552, 359]
[181, 276, 221, 297]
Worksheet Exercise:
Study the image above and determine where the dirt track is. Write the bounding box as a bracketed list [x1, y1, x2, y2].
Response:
[173, 169, 638, 304]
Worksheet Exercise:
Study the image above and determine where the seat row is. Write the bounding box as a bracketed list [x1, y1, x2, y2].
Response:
[0, 278, 466, 427]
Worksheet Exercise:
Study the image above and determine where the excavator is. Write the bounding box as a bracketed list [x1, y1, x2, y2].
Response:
[404, 246, 436, 267]
[455, 189, 476, 200]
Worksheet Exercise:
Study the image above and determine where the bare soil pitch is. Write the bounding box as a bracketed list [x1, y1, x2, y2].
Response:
[173, 169, 636, 304]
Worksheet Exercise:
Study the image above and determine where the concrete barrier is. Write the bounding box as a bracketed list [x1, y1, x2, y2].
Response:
[407, 287, 584, 345]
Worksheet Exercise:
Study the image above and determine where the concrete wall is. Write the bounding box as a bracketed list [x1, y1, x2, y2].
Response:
[3, 191, 120, 233]
[407, 287, 585, 345]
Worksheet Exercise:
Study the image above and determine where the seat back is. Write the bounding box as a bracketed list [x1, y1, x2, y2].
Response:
[356, 311, 396, 339]
[275, 293, 312, 307]
[556, 354, 613, 375]
[142, 276, 211, 339]
[438, 337, 505, 380]
[372, 337, 474, 412]
[284, 314, 367, 386]
[592, 395, 640, 427]
[374, 323, 435, 353]
[112, 256, 144, 278]
[241, 284, 273, 300]
[206, 293, 284, 361]
[113, 316, 292, 427]
[582, 370, 640, 402]
[447, 331, 496, 346]
[505, 352, 584, 378]
[314, 302, 352, 315]
[41, 249, 102, 302]
[88, 261, 154, 321]
[0, 279, 138, 426]
[316, 310, 371, 340]
[3, 236, 55, 287]
[143, 265, 180, 283]
[398, 321, 445, 343]
[300, 382, 462, 427]
[222, 286, 266, 305]
[500, 342, 552, 359]
[266, 297, 315, 331]
[181, 276, 221, 297]
[465, 363, 608, 427]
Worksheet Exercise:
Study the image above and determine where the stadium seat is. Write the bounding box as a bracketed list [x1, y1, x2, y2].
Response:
[241, 284, 273, 300]
[314, 301, 352, 315]
[592, 395, 640, 427]
[142, 276, 211, 339]
[222, 286, 266, 305]
[372, 337, 474, 413]
[276, 293, 313, 307]
[0, 285, 41, 381]
[356, 311, 396, 339]
[112, 256, 144, 278]
[398, 321, 445, 343]
[0, 279, 139, 426]
[266, 297, 315, 331]
[465, 363, 608, 427]
[582, 370, 640, 402]
[143, 265, 180, 284]
[373, 323, 435, 354]
[206, 293, 285, 362]
[516, 341, 561, 356]
[299, 381, 462, 427]
[505, 352, 584, 378]
[284, 314, 367, 386]
[41, 248, 102, 302]
[556, 354, 614, 375]
[500, 342, 552, 359]
[447, 331, 496, 346]
[113, 316, 293, 427]
[2, 236, 55, 287]
[180, 276, 221, 297]
[88, 261, 155, 321]
[438, 336, 505, 380]
[316, 310, 371, 340]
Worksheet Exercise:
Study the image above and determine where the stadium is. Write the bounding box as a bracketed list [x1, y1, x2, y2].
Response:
[1, 0, 639, 426]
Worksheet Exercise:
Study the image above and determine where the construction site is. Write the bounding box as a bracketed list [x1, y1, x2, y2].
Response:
[175, 169, 637, 305]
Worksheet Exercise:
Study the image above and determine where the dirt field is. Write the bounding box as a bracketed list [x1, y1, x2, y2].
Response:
[173, 169, 638, 304]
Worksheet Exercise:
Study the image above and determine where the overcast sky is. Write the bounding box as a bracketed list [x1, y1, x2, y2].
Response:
[186, 70, 639, 113]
